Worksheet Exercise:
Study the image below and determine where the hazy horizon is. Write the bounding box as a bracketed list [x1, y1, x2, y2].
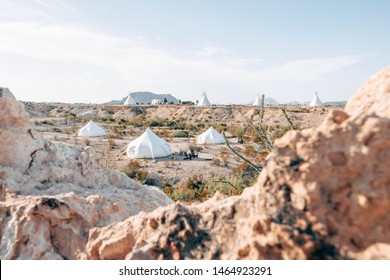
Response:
[0, 0, 389, 104]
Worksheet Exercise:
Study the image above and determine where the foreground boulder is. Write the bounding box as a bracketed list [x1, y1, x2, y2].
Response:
[86, 67, 390, 260]
[0, 88, 173, 259]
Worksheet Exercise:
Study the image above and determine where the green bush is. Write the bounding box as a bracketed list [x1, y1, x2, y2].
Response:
[118, 160, 152, 185]
[149, 120, 165, 127]
[165, 173, 256, 203]
[173, 130, 189, 138]
[42, 120, 54, 125]
[271, 126, 290, 141]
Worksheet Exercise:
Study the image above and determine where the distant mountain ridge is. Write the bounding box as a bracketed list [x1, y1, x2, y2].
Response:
[108, 91, 179, 104]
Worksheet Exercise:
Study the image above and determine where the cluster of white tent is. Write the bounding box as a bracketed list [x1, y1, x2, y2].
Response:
[122, 92, 325, 107]
[76, 122, 225, 159]
[195, 92, 324, 107]
[76, 91, 325, 159]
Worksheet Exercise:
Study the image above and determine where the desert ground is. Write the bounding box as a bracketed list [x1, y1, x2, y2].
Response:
[25, 102, 335, 201]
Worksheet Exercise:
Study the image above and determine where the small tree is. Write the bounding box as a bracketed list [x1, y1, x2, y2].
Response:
[163, 97, 168, 104]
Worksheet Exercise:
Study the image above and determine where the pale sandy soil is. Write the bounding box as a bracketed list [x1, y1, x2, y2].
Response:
[27, 103, 338, 188]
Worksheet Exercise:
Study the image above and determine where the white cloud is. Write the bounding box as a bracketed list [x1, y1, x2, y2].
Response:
[196, 46, 222, 56]
[256, 56, 360, 82]
[0, 21, 361, 103]
[0, 0, 78, 22]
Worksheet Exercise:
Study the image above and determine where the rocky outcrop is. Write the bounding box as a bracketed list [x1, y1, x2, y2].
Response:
[0, 88, 173, 259]
[0, 88, 44, 173]
[85, 67, 390, 260]
[345, 66, 390, 118]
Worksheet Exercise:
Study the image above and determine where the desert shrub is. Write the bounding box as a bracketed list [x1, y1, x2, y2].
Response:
[149, 119, 166, 127]
[187, 142, 203, 153]
[227, 125, 246, 138]
[108, 138, 116, 150]
[165, 173, 252, 203]
[163, 186, 172, 197]
[159, 129, 170, 138]
[42, 120, 54, 125]
[169, 186, 196, 201]
[173, 130, 189, 138]
[117, 118, 128, 124]
[183, 174, 204, 190]
[118, 160, 151, 185]
[171, 122, 186, 130]
[219, 147, 229, 166]
[96, 117, 115, 124]
[129, 114, 146, 127]
[133, 122, 144, 127]
[243, 145, 257, 157]
[53, 127, 62, 133]
[201, 178, 244, 198]
[232, 162, 258, 181]
[167, 121, 177, 127]
[211, 157, 221, 166]
[214, 124, 227, 132]
[271, 126, 290, 141]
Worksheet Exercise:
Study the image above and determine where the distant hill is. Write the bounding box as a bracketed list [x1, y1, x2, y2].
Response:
[285, 101, 302, 106]
[108, 91, 179, 105]
[323, 101, 347, 106]
[264, 97, 278, 105]
[248, 97, 279, 106]
[301, 101, 347, 106]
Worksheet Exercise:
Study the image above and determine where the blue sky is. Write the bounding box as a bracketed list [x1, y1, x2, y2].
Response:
[0, 0, 389, 104]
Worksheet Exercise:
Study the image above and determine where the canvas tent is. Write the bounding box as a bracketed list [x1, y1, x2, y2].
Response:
[77, 120, 105, 137]
[126, 127, 171, 159]
[253, 95, 278, 106]
[197, 93, 211, 106]
[309, 93, 323, 107]
[253, 95, 261, 106]
[196, 126, 225, 144]
[123, 94, 136, 105]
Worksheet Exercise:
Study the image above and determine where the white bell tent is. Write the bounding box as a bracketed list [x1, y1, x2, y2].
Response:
[77, 120, 105, 137]
[197, 93, 211, 106]
[309, 92, 323, 107]
[126, 127, 171, 159]
[253, 95, 261, 106]
[123, 94, 136, 105]
[196, 126, 225, 144]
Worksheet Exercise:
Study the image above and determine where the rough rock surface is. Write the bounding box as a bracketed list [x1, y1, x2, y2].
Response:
[86, 68, 390, 260]
[345, 66, 390, 118]
[0, 88, 173, 259]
